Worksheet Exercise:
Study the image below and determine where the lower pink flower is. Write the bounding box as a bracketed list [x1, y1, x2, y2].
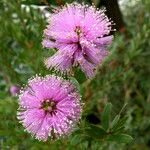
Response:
[17, 75, 82, 141]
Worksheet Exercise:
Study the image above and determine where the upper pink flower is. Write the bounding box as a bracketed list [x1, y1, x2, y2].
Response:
[42, 3, 113, 78]
[17, 75, 82, 141]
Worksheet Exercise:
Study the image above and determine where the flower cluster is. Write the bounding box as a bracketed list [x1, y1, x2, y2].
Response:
[42, 3, 113, 78]
[17, 75, 82, 141]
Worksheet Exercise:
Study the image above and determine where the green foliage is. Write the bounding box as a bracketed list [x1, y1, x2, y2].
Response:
[0, 0, 150, 149]
[64, 103, 133, 149]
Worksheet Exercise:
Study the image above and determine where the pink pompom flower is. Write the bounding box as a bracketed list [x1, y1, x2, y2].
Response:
[17, 75, 82, 141]
[42, 3, 113, 78]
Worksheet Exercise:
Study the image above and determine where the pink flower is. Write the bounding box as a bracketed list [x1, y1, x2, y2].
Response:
[42, 3, 113, 78]
[10, 85, 20, 96]
[17, 75, 82, 141]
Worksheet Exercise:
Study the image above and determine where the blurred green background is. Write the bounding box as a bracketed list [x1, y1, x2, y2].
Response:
[0, 0, 150, 149]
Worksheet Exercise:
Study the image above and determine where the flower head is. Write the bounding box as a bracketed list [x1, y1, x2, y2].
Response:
[10, 85, 20, 96]
[42, 3, 113, 78]
[17, 75, 82, 141]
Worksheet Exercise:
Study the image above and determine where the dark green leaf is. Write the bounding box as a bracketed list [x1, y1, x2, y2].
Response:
[85, 124, 107, 139]
[74, 68, 86, 84]
[107, 134, 133, 144]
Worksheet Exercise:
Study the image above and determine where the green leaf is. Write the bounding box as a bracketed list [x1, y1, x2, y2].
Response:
[74, 68, 86, 84]
[111, 116, 127, 132]
[85, 124, 107, 139]
[70, 135, 82, 145]
[101, 103, 112, 130]
[111, 115, 120, 128]
[69, 77, 80, 92]
[70, 134, 90, 146]
[107, 133, 133, 144]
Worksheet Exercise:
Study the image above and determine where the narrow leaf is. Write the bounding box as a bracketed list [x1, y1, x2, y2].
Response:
[101, 103, 112, 130]
[112, 116, 127, 132]
[111, 115, 120, 128]
[69, 77, 80, 92]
